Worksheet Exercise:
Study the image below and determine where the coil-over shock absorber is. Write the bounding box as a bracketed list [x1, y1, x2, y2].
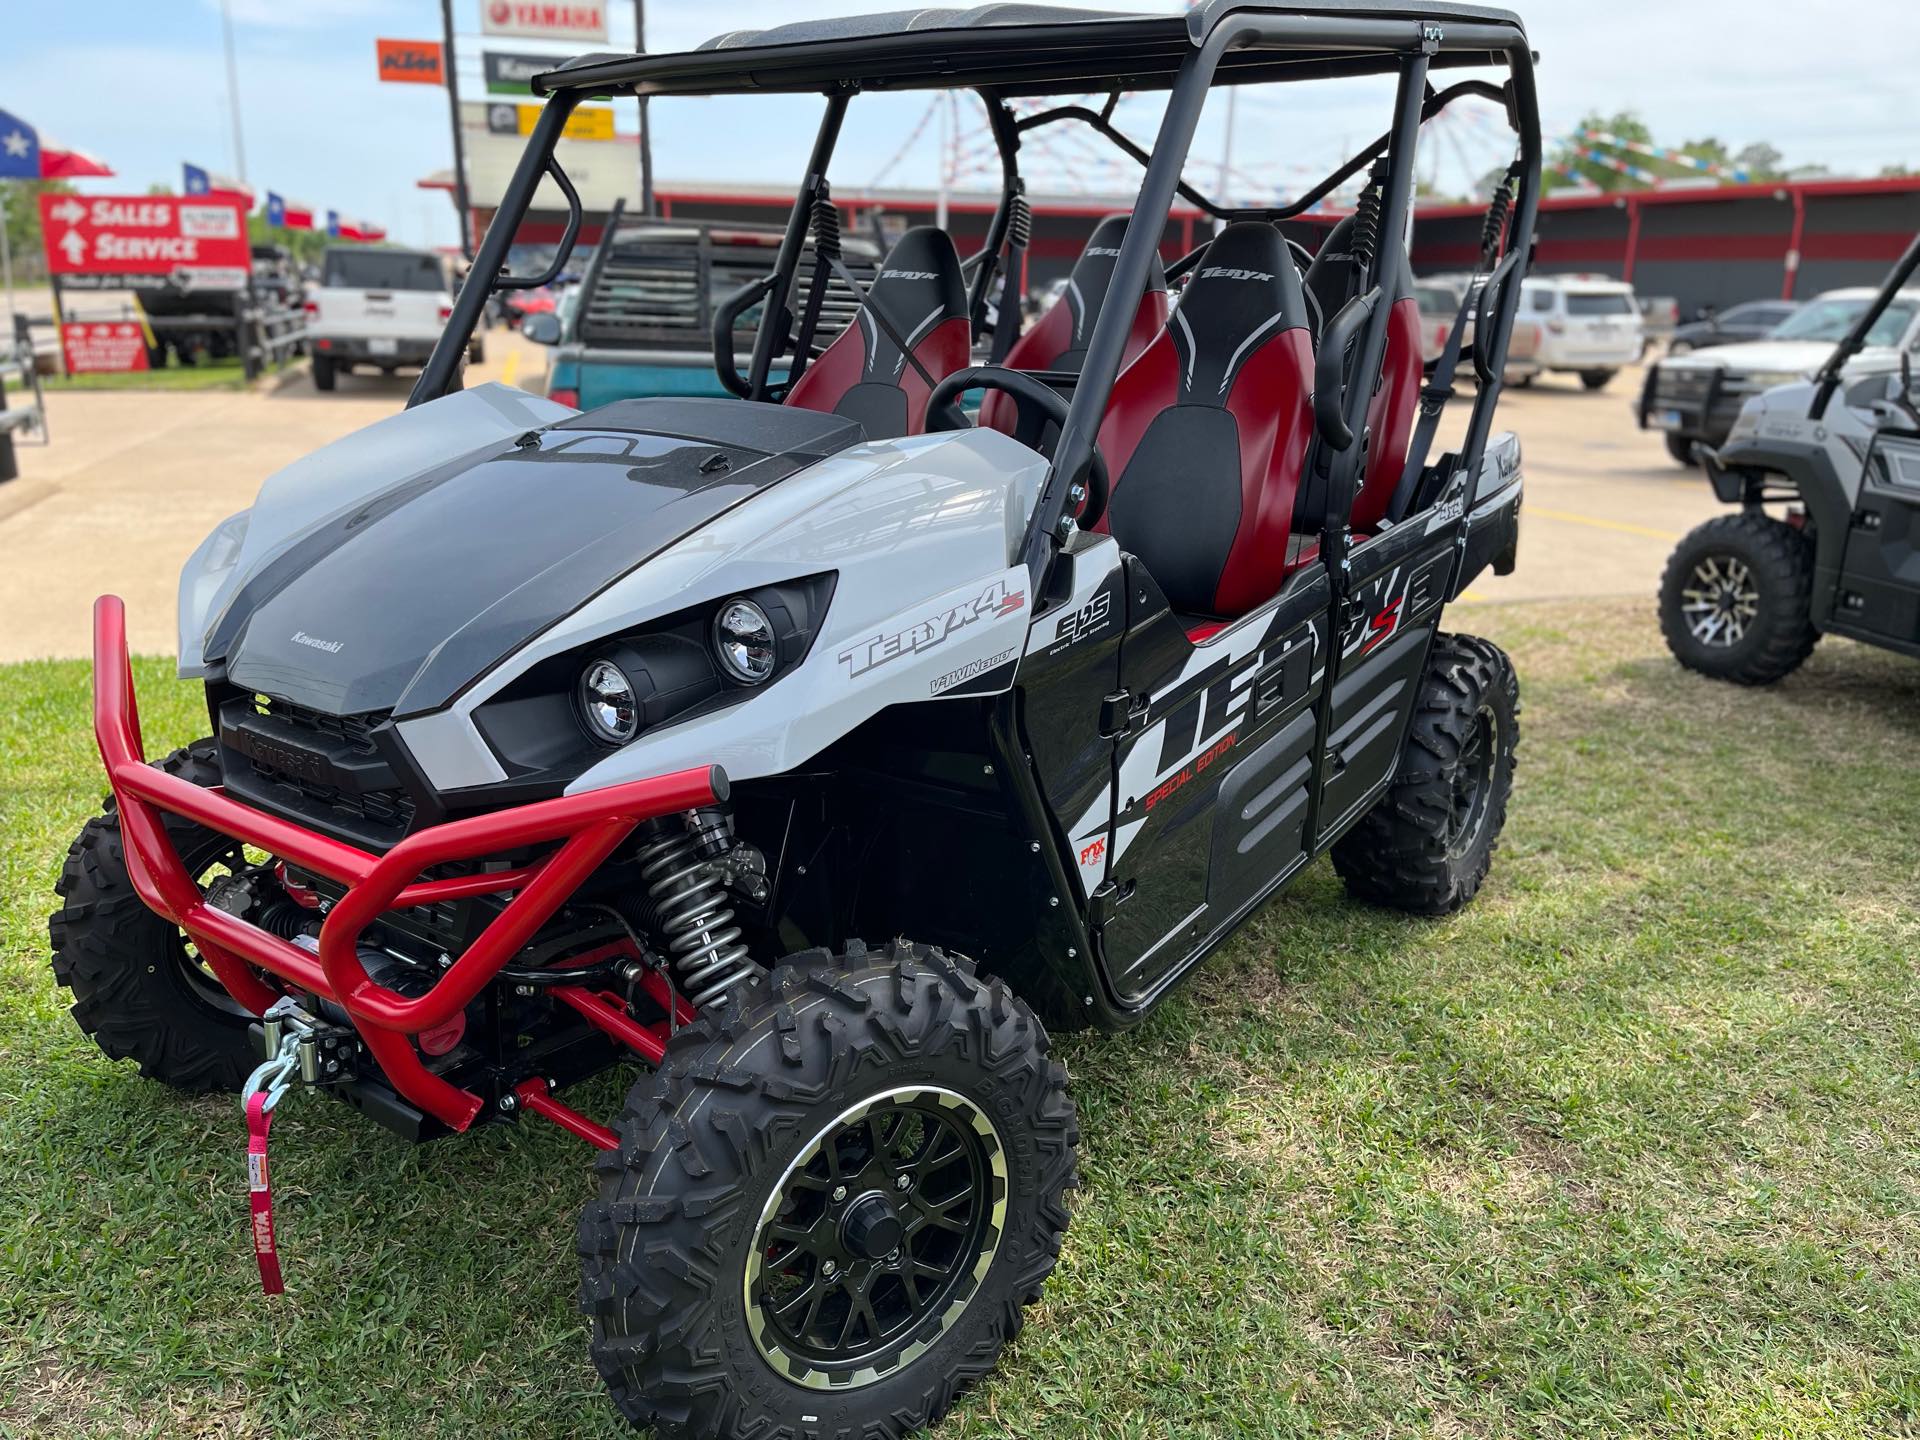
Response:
[1350, 160, 1388, 276]
[633, 810, 757, 1010]
[809, 191, 843, 262]
[1479, 160, 1522, 270]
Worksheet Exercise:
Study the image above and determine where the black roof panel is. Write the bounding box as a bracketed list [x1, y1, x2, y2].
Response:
[537, 1, 1528, 98]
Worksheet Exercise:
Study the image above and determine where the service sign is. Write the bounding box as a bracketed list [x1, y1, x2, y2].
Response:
[61, 320, 150, 374]
[485, 101, 612, 141]
[39, 194, 250, 277]
[376, 38, 444, 85]
[480, 2, 607, 43]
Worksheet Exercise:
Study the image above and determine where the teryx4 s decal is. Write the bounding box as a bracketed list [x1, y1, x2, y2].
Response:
[839, 578, 1026, 677]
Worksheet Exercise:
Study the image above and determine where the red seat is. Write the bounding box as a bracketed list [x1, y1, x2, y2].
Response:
[785, 226, 971, 440]
[1093, 223, 1316, 621]
[980, 214, 1167, 435]
[1300, 214, 1423, 532]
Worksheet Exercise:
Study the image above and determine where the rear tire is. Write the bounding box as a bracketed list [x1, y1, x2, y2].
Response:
[311, 354, 336, 391]
[1331, 634, 1520, 916]
[1659, 512, 1818, 684]
[578, 941, 1078, 1440]
[469, 339, 486, 365]
[1580, 368, 1616, 391]
[1665, 432, 1699, 467]
[48, 740, 266, 1093]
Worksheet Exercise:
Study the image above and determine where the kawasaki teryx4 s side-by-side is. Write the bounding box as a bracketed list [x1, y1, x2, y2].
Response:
[1661, 229, 1920, 684]
[51, 6, 1542, 1436]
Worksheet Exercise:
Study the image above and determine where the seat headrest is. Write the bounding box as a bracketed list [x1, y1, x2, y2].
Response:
[1168, 222, 1309, 403]
[1058, 214, 1168, 349]
[870, 226, 968, 333]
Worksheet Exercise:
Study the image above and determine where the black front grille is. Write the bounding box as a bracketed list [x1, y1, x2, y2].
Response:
[218, 694, 416, 849]
[1655, 366, 1716, 405]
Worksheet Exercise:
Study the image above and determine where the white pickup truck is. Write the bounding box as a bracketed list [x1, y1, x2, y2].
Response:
[306, 246, 482, 392]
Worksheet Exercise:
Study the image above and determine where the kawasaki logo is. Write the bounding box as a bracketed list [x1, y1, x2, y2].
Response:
[839, 579, 1025, 678]
[290, 631, 344, 654]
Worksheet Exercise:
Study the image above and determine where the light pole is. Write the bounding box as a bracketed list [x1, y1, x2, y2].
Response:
[219, 0, 248, 183]
[440, 0, 474, 258]
[633, 0, 654, 216]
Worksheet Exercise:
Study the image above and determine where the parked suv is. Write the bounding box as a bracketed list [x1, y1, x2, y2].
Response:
[1413, 274, 1541, 381]
[307, 247, 479, 392]
[1639, 285, 1920, 465]
[1515, 275, 1643, 390]
[1667, 298, 1801, 355]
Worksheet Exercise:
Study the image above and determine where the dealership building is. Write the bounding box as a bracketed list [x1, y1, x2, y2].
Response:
[424, 148, 1920, 317]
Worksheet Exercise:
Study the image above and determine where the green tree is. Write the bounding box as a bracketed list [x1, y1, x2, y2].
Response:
[247, 213, 330, 267]
[0, 177, 76, 282]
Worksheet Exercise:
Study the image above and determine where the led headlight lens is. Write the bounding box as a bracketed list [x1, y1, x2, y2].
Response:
[714, 598, 777, 684]
[578, 657, 640, 744]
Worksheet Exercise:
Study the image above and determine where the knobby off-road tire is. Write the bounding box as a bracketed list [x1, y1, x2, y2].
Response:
[48, 739, 263, 1092]
[1659, 512, 1818, 685]
[578, 940, 1079, 1440]
[1331, 634, 1521, 916]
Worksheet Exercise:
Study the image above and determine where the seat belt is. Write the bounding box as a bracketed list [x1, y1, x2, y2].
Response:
[825, 250, 942, 393]
[1389, 162, 1523, 522]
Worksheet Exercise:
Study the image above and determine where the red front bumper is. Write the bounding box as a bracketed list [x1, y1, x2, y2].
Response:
[92, 595, 722, 1132]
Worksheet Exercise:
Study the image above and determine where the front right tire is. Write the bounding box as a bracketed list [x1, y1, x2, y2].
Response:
[1665, 432, 1699, 467]
[1659, 512, 1818, 684]
[578, 941, 1077, 1440]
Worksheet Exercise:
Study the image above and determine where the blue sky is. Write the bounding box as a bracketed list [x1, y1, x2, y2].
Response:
[7, 0, 1919, 250]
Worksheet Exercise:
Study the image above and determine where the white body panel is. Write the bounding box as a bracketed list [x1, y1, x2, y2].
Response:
[1522, 276, 1644, 370]
[393, 426, 1049, 793]
[310, 285, 446, 347]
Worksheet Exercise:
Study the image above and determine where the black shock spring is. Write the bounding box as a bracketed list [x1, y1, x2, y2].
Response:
[1006, 191, 1032, 250]
[1479, 161, 1521, 268]
[810, 194, 842, 262]
[1350, 162, 1388, 272]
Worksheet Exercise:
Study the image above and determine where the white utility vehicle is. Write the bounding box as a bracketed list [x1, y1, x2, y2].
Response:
[1515, 273, 1643, 390]
[306, 246, 482, 392]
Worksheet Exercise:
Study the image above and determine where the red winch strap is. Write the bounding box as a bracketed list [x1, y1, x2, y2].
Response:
[246, 1091, 285, 1295]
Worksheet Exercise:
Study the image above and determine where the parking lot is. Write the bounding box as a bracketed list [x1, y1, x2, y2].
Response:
[0, 351, 1709, 662]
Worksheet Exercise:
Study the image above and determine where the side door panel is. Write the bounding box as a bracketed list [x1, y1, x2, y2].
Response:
[1098, 560, 1330, 1004]
[1312, 521, 1457, 845]
[1015, 539, 1128, 899]
[1838, 433, 1920, 649]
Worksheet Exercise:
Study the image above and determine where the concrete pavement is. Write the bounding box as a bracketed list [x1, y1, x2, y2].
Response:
[0, 351, 1713, 663]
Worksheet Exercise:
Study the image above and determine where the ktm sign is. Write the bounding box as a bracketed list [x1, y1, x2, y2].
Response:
[376, 38, 444, 85]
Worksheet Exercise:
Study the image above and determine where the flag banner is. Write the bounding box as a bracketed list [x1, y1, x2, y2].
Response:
[266, 193, 315, 230]
[184, 163, 253, 203]
[2, 109, 115, 179]
[327, 210, 386, 243]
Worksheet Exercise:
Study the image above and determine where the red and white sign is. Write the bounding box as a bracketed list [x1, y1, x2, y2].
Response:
[38, 193, 251, 277]
[480, 2, 608, 43]
[61, 320, 151, 374]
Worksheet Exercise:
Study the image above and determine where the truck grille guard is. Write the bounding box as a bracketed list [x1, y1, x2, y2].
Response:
[91, 595, 722, 1136]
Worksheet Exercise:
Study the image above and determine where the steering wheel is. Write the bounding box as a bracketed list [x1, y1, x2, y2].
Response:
[924, 365, 1111, 530]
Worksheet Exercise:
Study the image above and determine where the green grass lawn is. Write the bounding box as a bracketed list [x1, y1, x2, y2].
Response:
[38, 359, 260, 393]
[3, 598, 1918, 1438]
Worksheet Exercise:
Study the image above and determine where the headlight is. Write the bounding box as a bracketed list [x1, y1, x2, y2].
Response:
[578, 657, 640, 744]
[1744, 370, 1807, 391]
[714, 598, 777, 685]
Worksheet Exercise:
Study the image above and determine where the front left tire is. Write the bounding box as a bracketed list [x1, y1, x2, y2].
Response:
[48, 740, 266, 1092]
[1580, 368, 1617, 391]
[1659, 512, 1818, 684]
[578, 941, 1078, 1440]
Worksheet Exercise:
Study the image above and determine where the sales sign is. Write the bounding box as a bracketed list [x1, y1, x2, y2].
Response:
[38, 194, 251, 277]
[480, 2, 608, 42]
[61, 321, 151, 374]
[376, 38, 445, 85]
[486, 101, 613, 141]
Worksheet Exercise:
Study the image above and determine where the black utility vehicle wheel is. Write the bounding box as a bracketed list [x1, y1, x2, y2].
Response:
[1332, 634, 1520, 916]
[311, 354, 336, 391]
[1665, 432, 1698, 467]
[48, 740, 266, 1092]
[1580, 368, 1616, 391]
[579, 941, 1078, 1440]
[469, 338, 486, 365]
[1659, 512, 1818, 684]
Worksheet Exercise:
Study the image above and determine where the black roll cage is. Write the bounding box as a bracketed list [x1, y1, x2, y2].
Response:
[410, 6, 1541, 602]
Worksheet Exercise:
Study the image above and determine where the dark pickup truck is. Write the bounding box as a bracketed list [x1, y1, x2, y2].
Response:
[528, 220, 877, 407]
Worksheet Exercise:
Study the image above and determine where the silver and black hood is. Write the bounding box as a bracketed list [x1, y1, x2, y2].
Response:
[202, 397, 862, 717]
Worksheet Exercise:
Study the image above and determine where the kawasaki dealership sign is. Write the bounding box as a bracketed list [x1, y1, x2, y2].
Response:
[484, 50, 556, 95]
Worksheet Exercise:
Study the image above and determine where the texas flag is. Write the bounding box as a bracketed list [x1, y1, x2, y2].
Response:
[0, 108, 114, 179]
[326, 210, 387, 243]
[265, 192, 315, 230]
[184, 162, 253, 204]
